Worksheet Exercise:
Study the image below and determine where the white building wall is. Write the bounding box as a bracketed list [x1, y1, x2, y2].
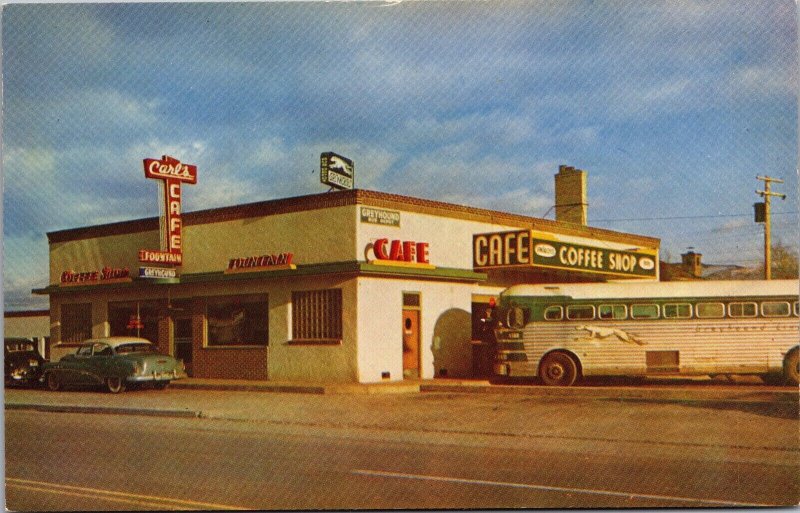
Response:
[356, 277, 477, 382]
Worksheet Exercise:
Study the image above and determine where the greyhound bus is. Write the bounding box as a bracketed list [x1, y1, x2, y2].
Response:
[491, 280, 799, 386]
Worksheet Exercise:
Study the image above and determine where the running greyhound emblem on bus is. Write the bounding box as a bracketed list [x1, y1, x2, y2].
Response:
[575, 325, 645, 345]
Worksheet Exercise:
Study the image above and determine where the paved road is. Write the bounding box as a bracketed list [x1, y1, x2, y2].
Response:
[5, 389, 798, 510]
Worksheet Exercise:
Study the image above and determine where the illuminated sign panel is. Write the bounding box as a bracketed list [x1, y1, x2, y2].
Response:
[473, 230, 657, 278]
[320, 152, 354, 190]
[140, 155, 197, 265]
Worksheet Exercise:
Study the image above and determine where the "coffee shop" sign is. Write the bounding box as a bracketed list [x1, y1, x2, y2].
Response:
[473, 230, 657, 278]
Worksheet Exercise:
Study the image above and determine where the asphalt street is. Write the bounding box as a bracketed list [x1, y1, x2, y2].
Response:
[5, 387, 799, 510]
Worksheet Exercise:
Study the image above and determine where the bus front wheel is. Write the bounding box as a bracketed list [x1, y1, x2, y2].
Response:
[784, 349, 799, 386]
[539, 351, 578, 387]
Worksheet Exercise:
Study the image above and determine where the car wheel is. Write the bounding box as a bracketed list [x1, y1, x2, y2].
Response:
[784, 349, 799, 387]
[539, 351, 579, 387]
[46, 372, 62, 392]
[153, 381, 170, 390]
[105, 376, 126, 394]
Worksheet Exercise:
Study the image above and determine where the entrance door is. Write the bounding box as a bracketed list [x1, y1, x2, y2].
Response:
[402, 309, 420, 379]
[173, 317, 193, 377]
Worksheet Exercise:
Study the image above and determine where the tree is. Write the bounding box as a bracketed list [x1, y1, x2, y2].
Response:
[771, 241, 799, 279]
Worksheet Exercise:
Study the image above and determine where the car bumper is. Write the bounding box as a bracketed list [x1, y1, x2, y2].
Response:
[127, 370, 187, 383]
[8, 368, 41, 383]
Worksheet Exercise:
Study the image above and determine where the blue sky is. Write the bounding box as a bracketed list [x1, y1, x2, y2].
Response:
[2, 1, 798, 310]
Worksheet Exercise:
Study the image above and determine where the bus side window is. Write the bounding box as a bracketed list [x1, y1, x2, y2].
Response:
[631, 304, 659, 319]
[728, 302, 757, 318]
[598, 304, 627, 320]
[566, 305, 595, 320]
[663, 303, 692, 319]
[544, 306, 563, 321]
[696, 302, 724, 318]
[761, 301, 790, 317]
[795, 302, 799, 316]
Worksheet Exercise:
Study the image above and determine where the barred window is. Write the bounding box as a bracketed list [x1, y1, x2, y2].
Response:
[61, 303, 92, 343]
[292, 289, 342, 342]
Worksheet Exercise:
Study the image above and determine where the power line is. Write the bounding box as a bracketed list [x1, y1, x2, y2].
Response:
[592, 211, 798, 223]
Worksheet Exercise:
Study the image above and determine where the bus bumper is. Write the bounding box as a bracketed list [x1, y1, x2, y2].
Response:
[494, 363, 510, 376]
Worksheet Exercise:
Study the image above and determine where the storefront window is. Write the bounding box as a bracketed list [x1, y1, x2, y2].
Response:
[61, 303, 92, 343]
[108, 301, 160, 343]
[292, 289, 342, 341]
[207, 295, 268, 346]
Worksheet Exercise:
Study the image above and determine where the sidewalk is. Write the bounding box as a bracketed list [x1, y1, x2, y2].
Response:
[5, 377, 795, 418]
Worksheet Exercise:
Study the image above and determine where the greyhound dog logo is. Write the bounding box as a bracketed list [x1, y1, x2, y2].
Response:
[328, 156, 353, 177]
[576, 325, 645, 345]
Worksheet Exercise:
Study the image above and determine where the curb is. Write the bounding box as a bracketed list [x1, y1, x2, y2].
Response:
[419, 383, 800, 403]
[5, 403, 202, 418]
[170, 381, 427, 395]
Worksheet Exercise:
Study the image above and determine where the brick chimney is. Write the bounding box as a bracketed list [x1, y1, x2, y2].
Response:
[555, 165, 588, 225]
[681, 251, 703, 278]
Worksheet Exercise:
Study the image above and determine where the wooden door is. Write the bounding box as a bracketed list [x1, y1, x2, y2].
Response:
[402, 310, 420, 379]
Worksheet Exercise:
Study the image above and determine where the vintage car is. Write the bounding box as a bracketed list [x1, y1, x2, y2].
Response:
[4, 337, 45, 386]
[41, 337, 186, 393]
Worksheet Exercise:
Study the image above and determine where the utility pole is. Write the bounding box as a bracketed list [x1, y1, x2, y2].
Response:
[756, 175, 786, 280]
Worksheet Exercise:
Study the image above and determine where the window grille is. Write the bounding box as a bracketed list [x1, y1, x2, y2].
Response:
[292, 289, 342, 341]
[61, 303, 92, 343]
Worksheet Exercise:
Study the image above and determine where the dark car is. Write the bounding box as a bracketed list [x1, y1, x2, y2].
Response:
[4, 337, 45, 386]
[41, 337, 186, 393]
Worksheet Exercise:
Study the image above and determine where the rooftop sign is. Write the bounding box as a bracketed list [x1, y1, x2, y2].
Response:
[320, 152, 354, 190]
[473, 230, 657, 278]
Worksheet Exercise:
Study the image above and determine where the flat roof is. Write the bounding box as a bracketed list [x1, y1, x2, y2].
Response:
[47, 188, 660, 248]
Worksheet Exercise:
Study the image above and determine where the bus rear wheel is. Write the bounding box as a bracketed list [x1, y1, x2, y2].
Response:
[784, 349, 799, 386]
[539, 351, 578, 387]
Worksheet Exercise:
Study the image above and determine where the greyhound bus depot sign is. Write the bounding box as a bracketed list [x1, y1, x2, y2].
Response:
[473, 229, 657, 278]
[139, 155, 197, 266]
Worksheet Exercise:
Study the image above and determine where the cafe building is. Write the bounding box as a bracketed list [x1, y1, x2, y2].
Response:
[35, 160, 660, 382]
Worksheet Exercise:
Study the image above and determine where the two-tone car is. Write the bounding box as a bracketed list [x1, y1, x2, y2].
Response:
[4, 337, 45, 386]
[41, 337, 186, 393]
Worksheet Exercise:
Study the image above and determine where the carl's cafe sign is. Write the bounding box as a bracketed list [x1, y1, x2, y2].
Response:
[473, 230, 657, 278]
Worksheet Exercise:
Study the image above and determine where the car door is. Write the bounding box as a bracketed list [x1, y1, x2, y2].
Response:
[89, 343, 115, 382]
[62, 344, 95, 384]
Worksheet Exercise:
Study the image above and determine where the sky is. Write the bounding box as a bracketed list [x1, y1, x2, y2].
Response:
[2, 0, 798, 311]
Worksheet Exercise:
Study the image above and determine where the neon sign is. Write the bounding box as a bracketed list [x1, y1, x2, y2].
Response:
[140, 155, 197, 265]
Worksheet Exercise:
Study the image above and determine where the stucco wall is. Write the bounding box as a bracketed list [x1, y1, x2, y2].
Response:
[48, 206, 358, 284]
[356, 277, 477, 382]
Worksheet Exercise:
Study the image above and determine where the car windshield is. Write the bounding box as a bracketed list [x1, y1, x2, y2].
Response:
[115, 343, 157, 354]
[6, 342, 35, 352]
